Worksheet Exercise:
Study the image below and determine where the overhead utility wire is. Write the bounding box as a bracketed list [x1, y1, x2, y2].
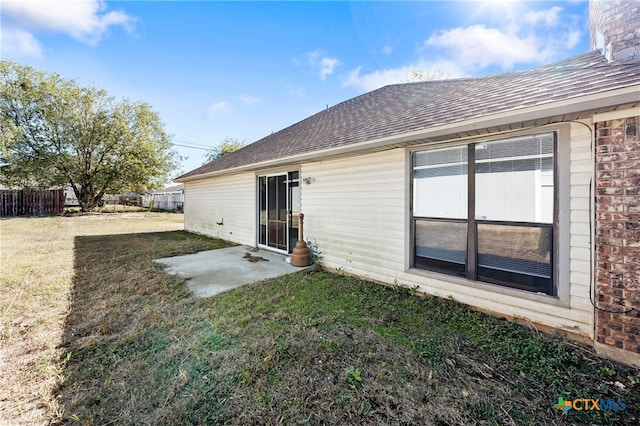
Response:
[173, 139, 212, 148]
[172, 143, 210, 151]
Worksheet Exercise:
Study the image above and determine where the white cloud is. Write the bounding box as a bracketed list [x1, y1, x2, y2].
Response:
[425, 24, 547, 70]
[1, 28, 42, 58]
[523, 6, 562, 27]
[344, 66, 407, 92]
[422, 5, 586, 74]
[1, 0, 134, 57]
[206, 101, 230, 119]
[319, 57, 339, 81]
[238, 95, 260, 106]
[304, 50, 340, 81]
[565, 29, 582, 49]
[305, 50, 321, 63]
[344, 4, 583, 91]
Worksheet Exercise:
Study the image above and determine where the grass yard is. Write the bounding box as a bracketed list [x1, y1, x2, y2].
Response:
[1, 214, 639, 425]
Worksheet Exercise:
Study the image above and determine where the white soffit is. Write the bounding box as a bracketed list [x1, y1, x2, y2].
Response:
[593, 106, 640, 123]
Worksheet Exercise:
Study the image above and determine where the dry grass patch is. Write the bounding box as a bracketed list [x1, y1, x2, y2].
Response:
[0, 213, 185, 425]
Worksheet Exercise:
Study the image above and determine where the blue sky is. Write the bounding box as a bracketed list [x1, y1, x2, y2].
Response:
[1, 0, 590, 180]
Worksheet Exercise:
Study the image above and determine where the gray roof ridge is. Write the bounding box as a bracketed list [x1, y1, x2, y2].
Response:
[381, 51, 613, 87]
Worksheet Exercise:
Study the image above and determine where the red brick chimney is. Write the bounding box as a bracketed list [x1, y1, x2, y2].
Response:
[590, 0, 640, 61]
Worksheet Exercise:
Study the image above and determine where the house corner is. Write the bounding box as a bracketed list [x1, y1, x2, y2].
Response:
[594, 113, 640, 368]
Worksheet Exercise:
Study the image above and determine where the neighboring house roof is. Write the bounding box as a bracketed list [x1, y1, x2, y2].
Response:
[177, 51, 640, 181]
[152, 183, 184, 194]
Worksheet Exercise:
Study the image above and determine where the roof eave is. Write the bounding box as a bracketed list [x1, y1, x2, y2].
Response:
[175, 85, 640, 183]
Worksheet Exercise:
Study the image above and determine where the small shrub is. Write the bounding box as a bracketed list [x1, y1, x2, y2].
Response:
[305, 239, 322, 266]
[345, 366, 363, 389]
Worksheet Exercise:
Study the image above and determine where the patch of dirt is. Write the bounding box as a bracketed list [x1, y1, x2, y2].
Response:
[243, 252, 270, 262]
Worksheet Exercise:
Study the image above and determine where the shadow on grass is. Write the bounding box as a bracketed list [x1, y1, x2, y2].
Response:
[53, 230, 640, 425]
[55, 230, 236, 425]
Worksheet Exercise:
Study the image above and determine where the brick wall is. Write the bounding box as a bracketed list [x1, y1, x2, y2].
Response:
[590, 0, 640, 61]
[595, 116, 640, 359]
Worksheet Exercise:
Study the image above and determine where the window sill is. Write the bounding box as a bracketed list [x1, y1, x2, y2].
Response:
[406, 267, 569, 308]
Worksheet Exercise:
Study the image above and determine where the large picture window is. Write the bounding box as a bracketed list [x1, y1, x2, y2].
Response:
[412, 133, 556, 295]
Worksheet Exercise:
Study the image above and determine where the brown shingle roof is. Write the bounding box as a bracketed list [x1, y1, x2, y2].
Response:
[177, 52, 640, 180]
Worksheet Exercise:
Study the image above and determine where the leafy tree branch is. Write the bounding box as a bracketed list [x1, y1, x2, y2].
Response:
[203, 136, 246, 164]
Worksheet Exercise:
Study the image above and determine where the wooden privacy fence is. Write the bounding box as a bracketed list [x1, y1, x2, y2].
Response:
[0, 189, 65, 217]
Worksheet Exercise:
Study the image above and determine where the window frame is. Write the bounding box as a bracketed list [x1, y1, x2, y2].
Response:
[411, 132, 558, 296]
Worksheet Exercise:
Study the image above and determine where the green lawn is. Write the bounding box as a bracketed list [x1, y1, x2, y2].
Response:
[1, 214, 638, 425]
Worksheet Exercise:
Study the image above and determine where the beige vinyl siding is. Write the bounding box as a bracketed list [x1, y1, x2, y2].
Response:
[184, 173, 255, 246]
[302, 151, 406, 279]
[302, 122, 594, 339]
[567, 121, 595, 323]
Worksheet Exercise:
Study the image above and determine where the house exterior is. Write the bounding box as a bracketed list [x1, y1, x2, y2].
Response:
[142, 183, 185, 211]
[63, 185, 80, 206]
[176, 0, 640, 367]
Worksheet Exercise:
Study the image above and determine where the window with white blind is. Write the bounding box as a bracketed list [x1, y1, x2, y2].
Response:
[412, 133, 556, 295]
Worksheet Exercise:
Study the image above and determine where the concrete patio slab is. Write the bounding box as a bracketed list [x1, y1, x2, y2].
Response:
[154, 245, 314, 297]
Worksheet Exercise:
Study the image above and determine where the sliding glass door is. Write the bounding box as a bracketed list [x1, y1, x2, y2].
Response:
[258, 171, 300, 253]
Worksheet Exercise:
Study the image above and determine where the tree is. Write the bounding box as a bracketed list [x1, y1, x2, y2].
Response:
[0, 61, 177, 212]
[203, 136, 246, 164]
[400, 66, 449, 83]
